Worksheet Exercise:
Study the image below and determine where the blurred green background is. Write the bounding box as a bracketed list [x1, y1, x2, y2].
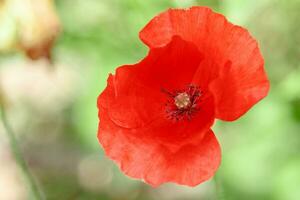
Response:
[0, 0, 300, 199]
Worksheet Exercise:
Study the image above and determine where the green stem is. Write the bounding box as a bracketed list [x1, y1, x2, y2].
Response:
[0, 104, 44, 200]
[214, 173, 225, 200]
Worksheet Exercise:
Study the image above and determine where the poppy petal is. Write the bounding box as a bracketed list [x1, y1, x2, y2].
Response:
[98, 105, 221, 187]
[98, 65, 215, 147]
[139, 6, 270, 120]
[209, 59, 270, 121]
[134, 35, 204, 90]
[98, 36, 207, 129]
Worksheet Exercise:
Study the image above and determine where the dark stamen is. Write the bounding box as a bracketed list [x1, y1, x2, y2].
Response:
[162, 85, 202, 121]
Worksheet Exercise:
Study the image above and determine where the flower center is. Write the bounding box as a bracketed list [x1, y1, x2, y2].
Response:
[174, 92, 191, 109]
[162, 85, 202, 121]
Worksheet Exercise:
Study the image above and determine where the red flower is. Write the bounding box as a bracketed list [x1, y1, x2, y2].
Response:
[97, 7, 269, 187]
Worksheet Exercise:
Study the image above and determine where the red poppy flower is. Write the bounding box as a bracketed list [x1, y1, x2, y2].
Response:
[97, 7, 269, 187]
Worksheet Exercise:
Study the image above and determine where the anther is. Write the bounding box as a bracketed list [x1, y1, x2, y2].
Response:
[162, 85, 202, 121]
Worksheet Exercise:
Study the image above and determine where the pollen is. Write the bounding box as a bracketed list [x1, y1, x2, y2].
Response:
[174, 92, 191, 109]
